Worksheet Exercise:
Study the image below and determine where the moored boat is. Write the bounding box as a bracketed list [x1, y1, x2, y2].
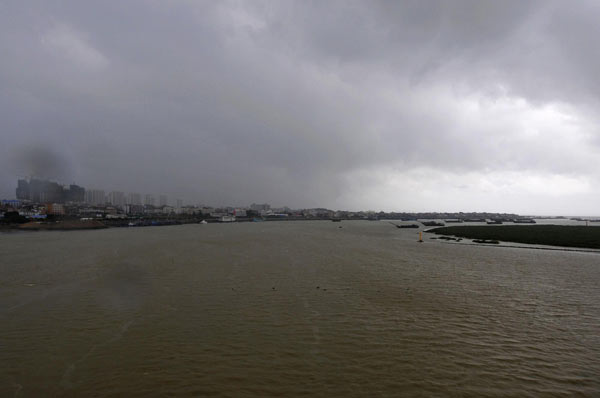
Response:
[421, 221, 445, 227]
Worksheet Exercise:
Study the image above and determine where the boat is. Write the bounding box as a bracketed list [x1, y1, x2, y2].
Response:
[200, 220, 208, 224]
[397, 224, 419, 228]
[421, 221, 444, 227]
[514, 219, 536, 224]
[487, 220, 503, 225]
[331, 218, 342, 222]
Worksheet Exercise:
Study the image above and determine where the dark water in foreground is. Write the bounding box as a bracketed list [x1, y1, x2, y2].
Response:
[1, 221, 599, 397]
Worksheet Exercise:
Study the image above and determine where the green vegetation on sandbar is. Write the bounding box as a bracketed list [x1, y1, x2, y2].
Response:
[428, 225, 600, 249]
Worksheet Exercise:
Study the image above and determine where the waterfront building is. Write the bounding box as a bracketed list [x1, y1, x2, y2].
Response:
[125, 204, 144, 215]
[179, 206, 198, 215]
[1, 199, 21, 209]
[234, 208, 247, 217]
[105, 213, 127, 219]
[176, 199, 183, 209]
[250, 203, 270, 212]
[143, 204, 160, 214]
[45, 203, 65, 215]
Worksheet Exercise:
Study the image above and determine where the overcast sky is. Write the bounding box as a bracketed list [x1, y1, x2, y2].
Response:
[1, 1, 600, 214]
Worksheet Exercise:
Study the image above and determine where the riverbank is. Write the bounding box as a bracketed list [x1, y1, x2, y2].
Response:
[16, 220, 108, 231]
[1, 217, 362, 232]
[2, 219, 599, 397]
[428, 225, 600, 250]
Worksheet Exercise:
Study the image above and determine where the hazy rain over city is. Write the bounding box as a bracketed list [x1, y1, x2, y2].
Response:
[2, 0, 600, 214]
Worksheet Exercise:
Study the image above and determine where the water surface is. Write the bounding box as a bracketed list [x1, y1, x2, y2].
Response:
[1, 221, 599, 396]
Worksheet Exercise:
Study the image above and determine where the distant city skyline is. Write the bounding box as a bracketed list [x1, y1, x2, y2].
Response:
[14, 177, 187, 208]
[6, 176, 600, 216]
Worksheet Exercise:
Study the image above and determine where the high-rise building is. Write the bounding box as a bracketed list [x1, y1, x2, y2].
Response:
[30, 179, 63, 203]
[159, 195, 168, 207]
[128, 193, 142, 205]
[176, 198, 183, 208]
[16, 179, 29, 200]
[66, 184, 85, 202]
[108, 191, 126, 208]
[16, 179, 85, 203]
[86, 189, 105, 205]
[144, 194, 155, 206]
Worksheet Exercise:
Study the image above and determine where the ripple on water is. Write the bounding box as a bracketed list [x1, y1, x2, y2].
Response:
[0, 222, 599, 396]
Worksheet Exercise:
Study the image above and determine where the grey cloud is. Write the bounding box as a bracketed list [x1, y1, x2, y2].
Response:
[1, 0, 599, 213]
[10, 145, 71, 181]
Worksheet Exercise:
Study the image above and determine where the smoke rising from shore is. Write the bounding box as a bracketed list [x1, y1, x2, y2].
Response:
[13, 146, 70, 181]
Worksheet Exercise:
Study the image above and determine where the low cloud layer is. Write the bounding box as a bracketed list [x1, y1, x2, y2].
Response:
[1, 1, 599, 214]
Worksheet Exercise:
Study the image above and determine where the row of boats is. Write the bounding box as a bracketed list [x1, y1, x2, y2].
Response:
[391, 218, 537, 228]
[442, 218, 536, 224]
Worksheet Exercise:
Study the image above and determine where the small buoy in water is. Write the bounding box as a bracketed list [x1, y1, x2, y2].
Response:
[316, 286, 320, 289]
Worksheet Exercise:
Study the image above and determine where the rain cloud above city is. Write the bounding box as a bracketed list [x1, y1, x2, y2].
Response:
[1, 0, 600, 215]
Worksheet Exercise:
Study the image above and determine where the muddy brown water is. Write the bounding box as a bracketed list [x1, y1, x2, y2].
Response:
[1, 221, 599, 396]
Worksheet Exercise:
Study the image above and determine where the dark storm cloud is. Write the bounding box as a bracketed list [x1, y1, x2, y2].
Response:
[1, 0, 599, 213]
[11, 146, 70, 181]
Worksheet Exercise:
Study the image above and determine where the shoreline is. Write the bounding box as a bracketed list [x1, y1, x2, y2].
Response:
[0, 217, 354, 232]
[428, 225, 600, 251]
[430, 239, 600, 254]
